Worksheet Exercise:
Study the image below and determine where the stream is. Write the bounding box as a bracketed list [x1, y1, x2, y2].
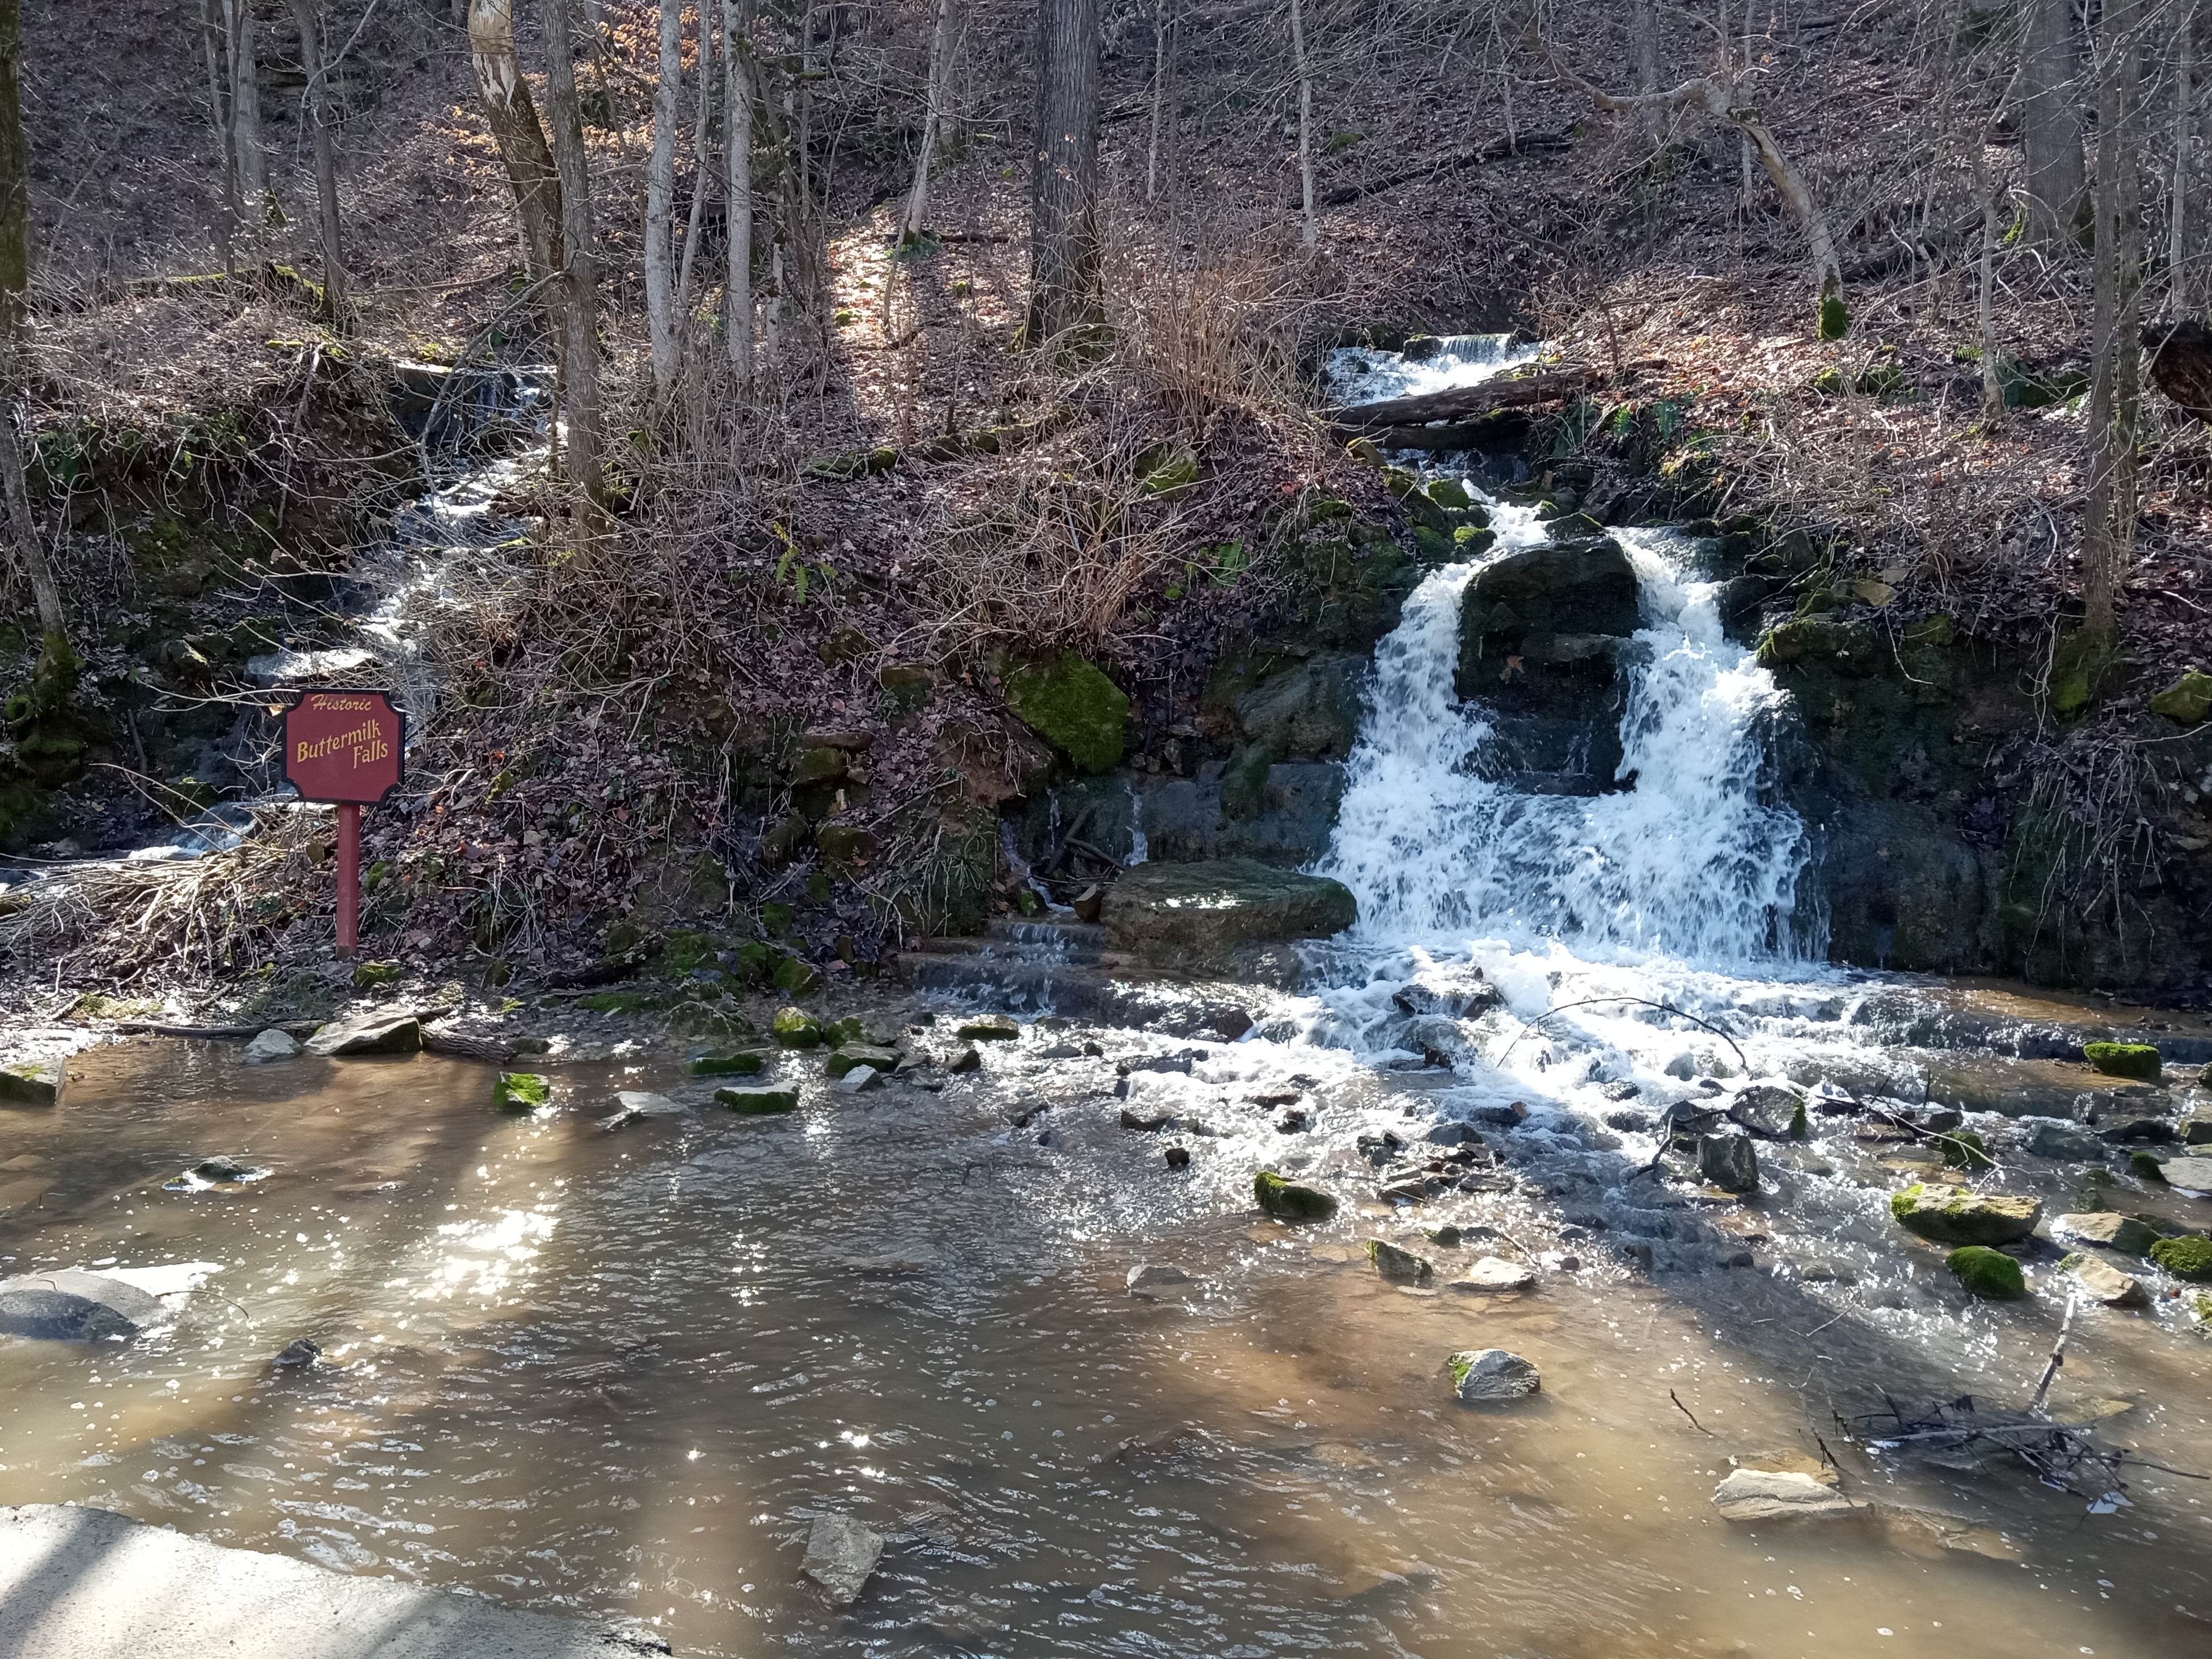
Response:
[4, 343, 2212, 1657]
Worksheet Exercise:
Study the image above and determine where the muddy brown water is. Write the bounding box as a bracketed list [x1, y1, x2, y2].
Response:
[3, 1030, 2211, 1658]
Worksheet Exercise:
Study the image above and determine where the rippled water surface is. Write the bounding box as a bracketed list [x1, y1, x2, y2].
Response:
[5, 1031, 2212, 1658]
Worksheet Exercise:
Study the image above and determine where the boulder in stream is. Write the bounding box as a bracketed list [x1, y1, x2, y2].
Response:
[826, 1044, 900, 1078]
[1726, 1084, 1807, 1141]
[1446, 1348, 1540, 1403]
[0, 1269, 166, 1340]
[956, 1014, 1020, 1042]
[772, 1006, 825, 1047]
[2150, 1235, 2212, 1280]
[241, 1029, 299, 1063]
[1889, 1183, 2041, 1246]
[1698, 1133, 1761, 1193]
[1366, 1239, 1434, 1282]
[2160, 1156, 2212, 1197]
[2083, 1041, 2161, 1080]
[2062, 1252, 2150, 1307]
[1449, 1256, 1537, 1293]
[1712, 1453, 1866, 1522]
[799, 1512, 885, 1606]
[1947, 1246, 2027, 1299]
[1255, 1170, 1338, 1221]
[719, 1084, 801, 1115]
[303, 1013, 422, 1057]
[494, 1072, 552, 1111]
[688, 1051, 765, 1076]
[834, 1064, 881, 1094]
[2022, 1118, 2103, 1161]
[0, 1055, 65, 1105]
[1102, 858, 1357, 978]
[2050, 1211, 2159, 1256]
[1126, 1263, 1191, 1295]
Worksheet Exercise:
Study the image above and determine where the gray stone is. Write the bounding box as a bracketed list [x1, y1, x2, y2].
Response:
[1698, 1133, 1760, 1193]
[1447, 1256, 1536, 1293]
[834, 1064, 882, 1094]
[2022, 1118, 2103, 1161]
[1726, 1083, 1805, 1140]
[0, 1270, 166, 1340]
[1101, 858, 1357, 978]
[598, 1091, 685, 1132]
[0, 1055, 64, 1106]
[271, 1337, 322, 1369]
[1367, 1239, 1434, 1282]
[303, 1013, 422, 1057]
[2162, 1158, 2212, 1196]
[1447, 1348, 1541, 1403]
[945, 1045, 982, 1073]
[1889, 1183, 2041, 1246]
[1232, 656, 1363, 760]
[0, 1502, 660, 1656]
[1126, 1264, 1192, 1295]
[241, 1029, 300, 1064]
[2066, 1253, 2151, 1308]
[799, 1512, 884, 1606]
[2050, 1211, 2160, 1256]
[1712, 1464, 1865, 1523]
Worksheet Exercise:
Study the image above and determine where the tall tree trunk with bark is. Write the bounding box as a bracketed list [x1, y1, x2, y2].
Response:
[2175, 0, 2197, 310]
[2083, 0, 2143, 652]
[289, 0, 347, 327]
[1289, 0, 1315, 253]
[2020, 0, 2087, 250]
[1632, 0, 1662, 141]
[201, 0, 242, 270]
[723, 0, 755, 386]
[540, 0, 604, 511]
[467, 2, 566, 334]
[900, 0, 958, 244]
[224, 0, 269, 223]
[644, 0, 682, 399]
[677, 7, 715, 318]
[0, 0, 64, 666]
[1146, 0, 1171, 202]
[1027, 0, 1101, 345]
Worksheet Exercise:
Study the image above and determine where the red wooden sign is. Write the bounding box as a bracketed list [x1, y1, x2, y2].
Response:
[282, 689, 405, 804]
[281, 689, 404, 960]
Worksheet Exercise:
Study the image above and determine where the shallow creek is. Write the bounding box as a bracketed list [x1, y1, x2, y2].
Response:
[3, 1010, 2211, 1658]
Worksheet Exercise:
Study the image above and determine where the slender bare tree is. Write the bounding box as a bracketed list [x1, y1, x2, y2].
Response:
[1146, 0, 1171, 203]
[0, 0, 61, 658]
[724, 0, 755, 386]
[900, 0, 960, 245]
[2175, 0, 2197, 310]
[540, 0, 604, 510]
[1632, 0, 1662, 141]
[1289, 0, 1316, 254]
[1027, 0, 1101, 344]
[2083, 0, 2144, 652]
[677, 5, 716, 322]
[201, 0, 243, 270]
[223, 0, 270, 222]
[645, 0, 683, 398]
[467, 2, 565, 325]
[2020, 0, 2088, 250]
[289, 0, 348, 326]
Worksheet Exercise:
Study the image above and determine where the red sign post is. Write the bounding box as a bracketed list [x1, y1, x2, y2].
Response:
[281, 689, 405, 960]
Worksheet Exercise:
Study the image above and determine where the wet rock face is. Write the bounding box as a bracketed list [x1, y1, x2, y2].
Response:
[1447, 1348, 1540, 1403]
[1454, 537, 1642, 795]
[0, 1269, 164, 1340]
[1889, 1183, 2041, 1246]
[1101, 858, 1357, 981]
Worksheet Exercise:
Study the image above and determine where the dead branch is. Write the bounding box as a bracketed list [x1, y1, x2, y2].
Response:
[1323, 366, 1598, 433]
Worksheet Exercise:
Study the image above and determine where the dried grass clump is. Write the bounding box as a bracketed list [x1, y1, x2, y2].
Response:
[0, 808, 332, 981]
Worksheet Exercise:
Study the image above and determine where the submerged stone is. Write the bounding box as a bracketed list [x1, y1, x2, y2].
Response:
[2083, 1041, 2160, 1080]
[1890, 1183, 2041, 1246]
[718, 1084, 801, 1115]
[494, 1071, 552, 1111]
[1947, 1246, 2027, 1299]
[2022, 1118, 2102, 1161]
[1446, 1348, 1540, 1403]
[1449, 1256, 1537, 1293]
[1255, 1170, 1337, 1221]
[0, 1269, 165, 1340]
[800, 1512, 885, 1606]
[1366, 1238, 1433, 1282]
[689, 1052, 766, 1075]
[2051, 1211, 2159, 1256]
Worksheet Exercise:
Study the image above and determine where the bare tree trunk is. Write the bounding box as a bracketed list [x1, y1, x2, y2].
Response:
[2083, 0, 2143, 651]
[1027, 0, 1101, 344]
[1146, 0, 1171, 202]
[1289, 0, 1316, 254]
[467, 2, 566, 329]
[724, 0, 755, 385]
[223, 0, 269, 224]
[289, 0, 347, 327]
[1632, 0, 1662, 140]
[644, 0, 682, 399]
[900, 0, 958, 244]
[1974, 137, 2004, 417]
[541, 0, 603, 512]
[2175, 0, 2197, 311]
[201, 0, 242, 272]
[0, 0, 60, 649]
[2020, 0, 2087, 250]
[677, 3, 715, 318]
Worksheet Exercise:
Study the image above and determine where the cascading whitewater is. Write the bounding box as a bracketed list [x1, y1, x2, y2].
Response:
[1317, 501, 1816, 971]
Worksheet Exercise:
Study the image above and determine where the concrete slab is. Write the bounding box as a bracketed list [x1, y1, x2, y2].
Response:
[0, 1505, 668, 1658]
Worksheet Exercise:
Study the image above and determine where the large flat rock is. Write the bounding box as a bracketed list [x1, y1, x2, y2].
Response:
[0, 1504, 666, 1658]
[1101, 858, 1356, 982]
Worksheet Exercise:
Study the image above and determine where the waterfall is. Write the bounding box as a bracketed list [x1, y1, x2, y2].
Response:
[1315, 495, 1814, 973]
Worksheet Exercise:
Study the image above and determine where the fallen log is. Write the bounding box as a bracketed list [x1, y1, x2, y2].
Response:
[423, 1029, 519, 1065]
[113, 1020, 319, 1041]
[1324, 366, 1598, 434]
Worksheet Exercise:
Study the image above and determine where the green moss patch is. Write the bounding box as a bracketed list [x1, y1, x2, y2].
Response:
[494, 1072, 552, 1111]
[688, 1052, 766, 1076]
[1255, 1170, 1338, 1221]
[2151, 1235, 2212, 1281]
[2084, 1041, 2160, 1080]
[1004, 653, 1129, 774]
[1947, 1246, 2026, 1299]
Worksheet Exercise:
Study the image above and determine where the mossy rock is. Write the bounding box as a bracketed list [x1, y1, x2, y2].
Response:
[1889, 1183, 2041, 1246]
[772, 955, 823, 997]
[2130, 1149, 2169, 1181]
[2149, 669, 2212, 724]
[350, 960, 402, 989]
[0, 1056, 66, 1105]
[688, 1052, 766, 1076]
[826, 1044, 900, 1077]
[577, 990, 656, 1014]
[2150, 1235, 2212, 1281]
[1004, 653, 1130, 774]
[717, 1084, 801, 1115]
[1940, 1129, 1994, 1172]
[1255, 1170, 1337, 1221]
[772, 1006, 825, 1046]
[1947, 1246, 2026, 1299]
[494, 1071, 552, 1111]
[2084, 1041, 2160, 1080]
[957, 1014, 1019, 1041]
[1366, 1238, 1433, 1282]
